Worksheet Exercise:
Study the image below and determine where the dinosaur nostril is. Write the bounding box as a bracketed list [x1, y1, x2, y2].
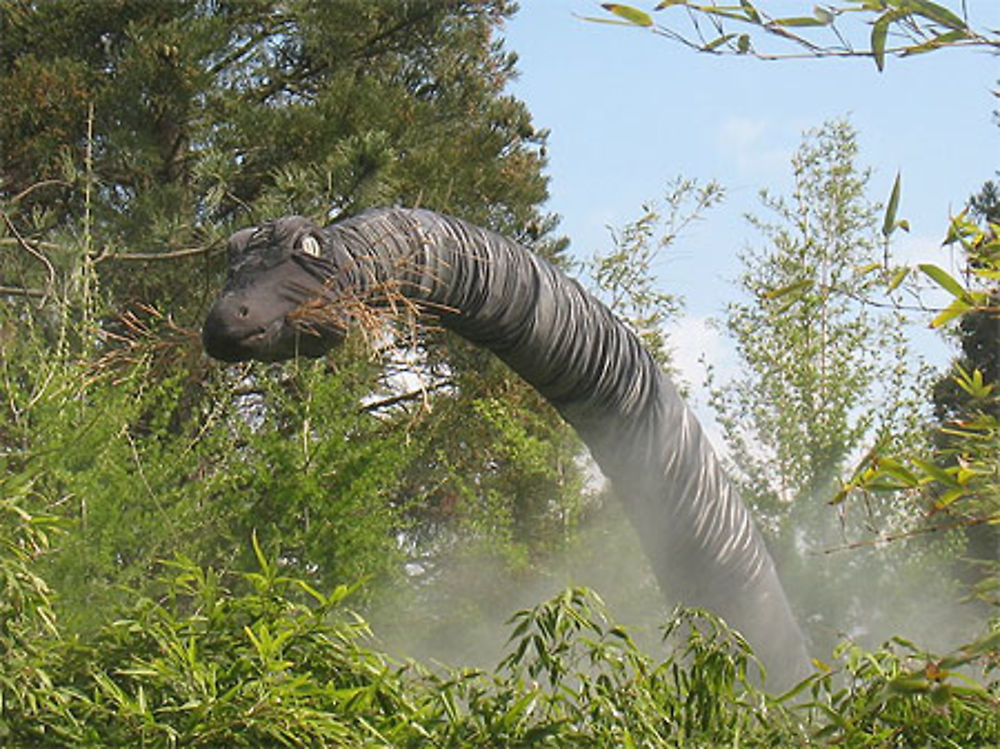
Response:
[238, 305, 249, 318]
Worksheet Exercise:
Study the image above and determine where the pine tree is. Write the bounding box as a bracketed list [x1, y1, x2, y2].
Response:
[0, 1, 584, 626]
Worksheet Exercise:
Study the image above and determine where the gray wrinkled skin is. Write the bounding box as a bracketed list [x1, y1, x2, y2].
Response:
[203, 208, 812, 689]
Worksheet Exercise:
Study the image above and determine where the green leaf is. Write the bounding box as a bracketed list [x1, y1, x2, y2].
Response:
[882, 172, 902, 238]
[703, 33, 738, 51]
[813, 6, 835, 25]
[775, 16, 831, 27]
[887, 675, 930, 694]
[905, 0, 968, 31]
[875, 458, 919, 487]
[929, 299, 970, 328]
[601, 3, 654, 27]
[762, 279, 814, 299]
[964, 627, 1000, 655]
[886, 266, 910, 292]
[900, 29, 968, 56]
[932, 487, 966, 510]
[918, 263, 969, 300]
[655, 0, 685, 8]
[740, 0, 760, 23]
[910, 458, 961, 488]
[871, 13, 890, 71]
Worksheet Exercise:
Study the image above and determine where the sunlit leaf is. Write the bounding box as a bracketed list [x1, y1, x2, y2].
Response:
[740, 0, 761, 23]
[887, 675, 930, 694]
[900, 29, 969, 56]
[703, 33, 738, 51]
[762, 279, 813, 299]
[911, 458, 961, 487]
[932, 487, 966, 510]
[875, 457, 919, 487]
[655, 0, 686, 8]
[871, 13, 890, 71]
[886, 266, 910, 292]
[601, 3, 654, 27]
[775, 16, 831, 27]
[906, 0, 968, 31]
[813, 6, 835, 25]
[918, 263, 969, 300]
[882, 171, 902, 237]
[930, 299, 970, 328]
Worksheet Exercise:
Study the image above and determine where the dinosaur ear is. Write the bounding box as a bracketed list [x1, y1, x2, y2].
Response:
[300, 234, 321, 257]
[226, 227, 258, 261]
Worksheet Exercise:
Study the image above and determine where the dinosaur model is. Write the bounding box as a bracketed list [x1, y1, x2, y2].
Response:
[202, 208, 812, 688]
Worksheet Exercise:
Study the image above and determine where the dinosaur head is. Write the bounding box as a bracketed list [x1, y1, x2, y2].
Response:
[202, 216, 349, 362]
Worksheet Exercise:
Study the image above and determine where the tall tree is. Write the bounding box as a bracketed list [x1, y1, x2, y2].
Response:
[930, 180, 1000, 590]
[0, 1, 585, 626]
[709, 120, 934, 646]
[1, 0, 552, 322]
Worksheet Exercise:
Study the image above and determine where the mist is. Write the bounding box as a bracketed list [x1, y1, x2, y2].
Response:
[367, 485, 988, 681]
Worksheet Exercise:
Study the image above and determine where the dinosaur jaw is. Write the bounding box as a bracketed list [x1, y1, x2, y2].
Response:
[202, 298, 344, 363]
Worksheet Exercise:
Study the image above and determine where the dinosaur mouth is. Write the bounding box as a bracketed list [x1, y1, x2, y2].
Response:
[231, 319, 338, 362]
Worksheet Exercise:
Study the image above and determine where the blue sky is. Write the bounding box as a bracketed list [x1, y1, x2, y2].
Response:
[500, 2, 998, 402]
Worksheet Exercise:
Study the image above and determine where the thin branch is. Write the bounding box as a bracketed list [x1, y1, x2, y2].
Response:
[7, 179, 71, 204]
[0, 285, 46, 298]
[0, 210, 56, 295]
[360, 379, 454, 413]
[816, 512, 1000, 555]
[93, 244, 221, 263]
[0, 238, 62, 251]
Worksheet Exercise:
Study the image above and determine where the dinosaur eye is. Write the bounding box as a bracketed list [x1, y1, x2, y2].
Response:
[300, 235, 321, 257]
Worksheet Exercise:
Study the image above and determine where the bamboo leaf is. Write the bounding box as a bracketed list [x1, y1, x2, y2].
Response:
[871, 13, 890, 71]
[703, 33, 738, 51]
[932, 487, 966, 510]
[900, 29, 968, 56]
[775, 16, 831, 27]
[905, 0, 968, 31]
[910, 458, 961, 488]
[814, 6, 835, 25]
[886, 266, 910, 292]
[918, 263, 969, 300]
[762, 279, 813, 299]
[601, 3, 654, 27]
[882, 172, 902, 237]
[929, 299, 970, 328]
[740, 0, 760, 23]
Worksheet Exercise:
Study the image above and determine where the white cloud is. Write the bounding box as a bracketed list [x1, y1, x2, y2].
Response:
[715, 115, 792, 182]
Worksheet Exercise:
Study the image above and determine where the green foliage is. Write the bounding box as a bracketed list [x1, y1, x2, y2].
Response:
[0, 0, 584, 633]
[843, 188, 1000, 604]
[592, 1, 997, 69]
[708, 119, 952, 654]
[2, 531, 998, 746]
[585, 178, 724, 372]
[0, 0, 551, 323]
[712, 119, 925, 520]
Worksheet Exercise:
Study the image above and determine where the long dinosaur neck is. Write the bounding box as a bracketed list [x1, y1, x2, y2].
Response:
[325, 207, 810, 688]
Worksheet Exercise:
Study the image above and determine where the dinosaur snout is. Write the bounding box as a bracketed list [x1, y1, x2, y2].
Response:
[202, 291, 268, 362]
